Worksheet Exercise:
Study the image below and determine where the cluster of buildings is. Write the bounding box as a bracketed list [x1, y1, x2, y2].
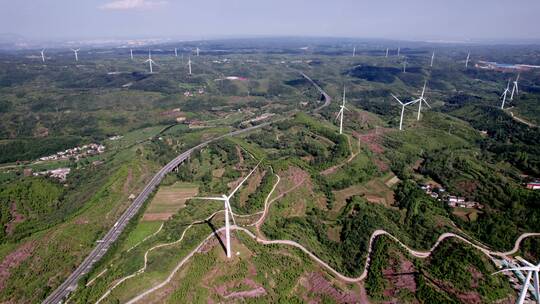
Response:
[475, 60, 540, 72]
[33, 168, 71, 182]
[419, 184, 484, 209]
[38, 143, 105, 162]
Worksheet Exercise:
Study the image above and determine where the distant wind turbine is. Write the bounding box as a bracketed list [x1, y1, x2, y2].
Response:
[174, 47, 178, 57]
[493, 258, 540, 304]
[510, 74, 520, 101]
[40, 49, 46, 62]
[193, 163, 260, 258]
[130, 49, 133, 60]
[188, 56, 192, 75]
[385, 48, 389, 58]
[392, 94, 418, 131]
[352, 46, 356, 57]
[196, 47, 200, 56]
[336, 86, 349, 134]
[430, 51, 435, 67]
[500, 79, 511, 109]
[71, 48, 80, 62]
[403, 60, 407, 73]
[144, 50, 156, 74]
[465, 52, 471, 68]
[397, 47, 401, 57]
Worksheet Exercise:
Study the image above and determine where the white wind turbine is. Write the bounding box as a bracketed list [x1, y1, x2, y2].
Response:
[193, 163, 260, 258]
[336, 86, 349, 134]
[385, 48, 389, 58]
[130, 49, 133, 60]
[174, 47, 178, 57]
[71, 48, 80, 62]
[40, 49, 46, 62]
[501, 79, 511, 109]
[510, 74, 520, 101]
[144, 50, 156, 74]
[494, 258, 539, 304]
[403, 60, 407, 73]
[413, 81, 431, 121]
[392, 94, 418, 131]
[352, 46, 356, 57]
[465, 52, 471, 68]
[397, 47, 401, 57]
[430, 51, 435, 67]
[196, 47, 200, 56]
[188, 56, 192, 75]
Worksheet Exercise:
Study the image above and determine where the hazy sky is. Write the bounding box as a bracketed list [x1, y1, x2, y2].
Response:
[2, 0, 540, 41]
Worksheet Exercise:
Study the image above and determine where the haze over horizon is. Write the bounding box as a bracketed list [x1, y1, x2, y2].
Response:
[1, 0, 540, 43]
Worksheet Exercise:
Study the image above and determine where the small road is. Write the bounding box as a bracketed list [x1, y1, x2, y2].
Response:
[42, 121, 275, 304]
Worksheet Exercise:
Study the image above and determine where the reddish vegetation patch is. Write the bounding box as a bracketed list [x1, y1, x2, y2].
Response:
[5, 203, 25, 236]
[382, 259, 417, 298]
[353, 129, 390, 155]
[373, 158, 389, 172]
[0, 241, 35, 291]
[303, 272, 359, 303]
[285, 167, 310, 187]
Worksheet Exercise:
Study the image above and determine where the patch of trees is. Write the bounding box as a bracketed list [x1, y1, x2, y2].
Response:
[346, 65, 400, 84]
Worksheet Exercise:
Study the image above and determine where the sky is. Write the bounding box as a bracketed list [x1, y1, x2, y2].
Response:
[1, 0, 540, 42]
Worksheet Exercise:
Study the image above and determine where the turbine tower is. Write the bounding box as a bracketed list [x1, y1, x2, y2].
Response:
[144, 50, 156, 74]
[385, 48, 389, 58]
[174, 47, 178, 57]
[352, 46, 356, 57]
[413, 81, 431, 121]
[465, 52, 471, 68]
[510, 74, 520, 101]
[71, 49, 80, 62]
[397, 47, 401, 57]
[196, 47, 200, 56]
[501, 79, 511, 109]
[40, 49, 46, 62]
[403, 60, 407, 73]
[130, 49, 133, 60]
[336, 86, 349, 134]
[193, 163, 260, 258]
[430, 51, 435, 67]
[494, 259, 540, 304]
[392, 94, 417, 131]
[188, 56, 192, 75]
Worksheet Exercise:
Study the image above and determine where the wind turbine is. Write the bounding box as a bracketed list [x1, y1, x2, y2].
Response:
[385, 48, 389, 58]
[510, 74, 520, 101]
[430, 51, 435, 67]
[336, 86, 349, 134]
[413, 81, 431, 121]
[403, 60, 407, 73]
[188, 56, 192, 75]
[352, 46, 356, 57]
[392, 94, 417, 131]
[465, 52, 470, 68]
[40, 49, 46, 62]
[144, 50, 156, 74]
[397, 47, 401, 57]
[501, 79, 511, 109]
[130, 49, 134, 60]
[196, 47, 200, 56]
[71, 48, 80, 62]
[494, 259, 539, 304]
[193, 163, 260, 258]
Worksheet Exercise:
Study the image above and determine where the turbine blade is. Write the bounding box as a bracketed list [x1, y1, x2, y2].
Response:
[391, 94, 403, 105]
[423, 98, 432, 108]
[228, 161, 261, 199]
[493, 266, 538, 275]
[405, 99, 420, 106]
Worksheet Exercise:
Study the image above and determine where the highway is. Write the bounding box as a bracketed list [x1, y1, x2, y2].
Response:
[42, 121, 274, 304]
[300, 72, 332, 111]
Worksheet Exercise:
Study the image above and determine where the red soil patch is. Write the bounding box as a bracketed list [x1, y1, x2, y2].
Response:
[5, 203, 25, 236]
[303, 272, 359, 303]
[373, 158, 389, 172]
[216, 278, 267, 300]
[353, 129, 390, 155]
[0, 241, 35, 291]
[455, 180, 479, 196]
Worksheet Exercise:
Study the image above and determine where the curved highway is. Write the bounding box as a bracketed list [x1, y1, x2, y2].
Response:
[42, 121, 274, 304]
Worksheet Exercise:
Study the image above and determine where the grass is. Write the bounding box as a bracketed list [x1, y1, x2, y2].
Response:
[120, 221, 163, 251]
[143, 182, 198, 221]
